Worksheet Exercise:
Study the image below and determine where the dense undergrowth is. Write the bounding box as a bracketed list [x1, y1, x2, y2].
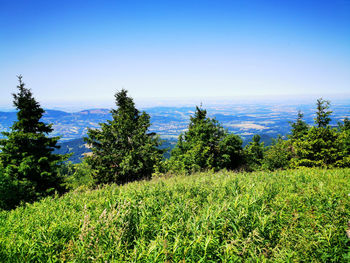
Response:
[0, 168, 349, 262]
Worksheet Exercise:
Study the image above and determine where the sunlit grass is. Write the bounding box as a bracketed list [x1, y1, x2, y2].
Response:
[0, 168, 349, 262]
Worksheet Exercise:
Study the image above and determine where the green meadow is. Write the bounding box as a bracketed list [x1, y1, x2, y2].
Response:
[1, 168, 349, 262]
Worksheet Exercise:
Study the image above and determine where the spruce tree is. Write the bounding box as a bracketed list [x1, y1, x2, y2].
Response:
[85, 89, 163, 184]
[169, 106, 243, 173]
[337, 117, 350, 167]
[290, 110, 308, 140]
[262, 136, 292, 171]
[244, 134, 265, 170]
[315, 98, 332, 128]
[291, 126, 341, 167]
[0, 76, 67, 209]
[291, 98, 345, 167]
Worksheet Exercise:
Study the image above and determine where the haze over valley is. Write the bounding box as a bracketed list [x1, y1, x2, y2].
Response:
[1, 98, 350, 162]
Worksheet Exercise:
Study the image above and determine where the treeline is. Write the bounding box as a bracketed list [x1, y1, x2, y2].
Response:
[1, 77, 350, 210]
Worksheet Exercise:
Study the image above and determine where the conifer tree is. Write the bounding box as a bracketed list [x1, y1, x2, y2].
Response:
[315, 98, 332, 128]
[85, 89, 163, 184]
[0, 76, 67, 209]
[244, 134, 265, 170]
[262, 136, 292, 171]
[337, 117, 350, 167]
[290, 110, 308, 140]
[169, 106, 243, 173]
[291, 99, 344, 167]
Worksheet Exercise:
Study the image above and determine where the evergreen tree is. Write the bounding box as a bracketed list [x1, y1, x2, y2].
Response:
[338, 117, 350, 132]
[85, 89, 163, 184]
[0, 76, 67, 209]
[315, 98, 332, 128]
[337, 117, 350, 167]
[168, 106, 243, 173]
[244, 134, 265, 170]
[262, 136, 292, 171]
[291, 99, 346, 168]
[290, 110, 308, 140]
[291, 126, 342, 167]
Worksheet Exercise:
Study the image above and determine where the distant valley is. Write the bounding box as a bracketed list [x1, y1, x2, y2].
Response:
[1, 101, 349, 162]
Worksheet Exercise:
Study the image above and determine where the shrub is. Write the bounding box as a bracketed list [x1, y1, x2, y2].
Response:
[262, 136, 292, 170]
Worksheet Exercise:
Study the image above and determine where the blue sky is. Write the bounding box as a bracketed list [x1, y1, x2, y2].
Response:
[0, 0, 349, 108]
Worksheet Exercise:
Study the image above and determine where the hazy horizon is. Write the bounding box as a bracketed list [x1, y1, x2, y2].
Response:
[1, 93, 350, 113]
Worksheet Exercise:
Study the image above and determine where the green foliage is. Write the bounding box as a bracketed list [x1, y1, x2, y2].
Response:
[315, 98, 332, 128]
[262, 136, 292, 171]
[0, 168, 349, 261]
[168, 106, 243, 173]
[290, 99, 349, 168]
[0, 165, 19, 210]
[339, 117, 350, 132]
[244, 134, 265, 170]
[0, 76, 67, 210]
[262, 99, 350, 170]
[336, 118, 350, 167]
[290, 110, 309, 140]
[85, 89, 163, 185]
[291, 126, 344, 168]
[60, 161, 95, 190]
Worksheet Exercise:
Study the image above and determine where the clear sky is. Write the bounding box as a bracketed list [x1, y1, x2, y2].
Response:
[0, 0, 349, 108]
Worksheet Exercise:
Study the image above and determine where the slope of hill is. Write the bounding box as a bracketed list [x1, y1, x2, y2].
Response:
[56, 138, 91, 163]
[0, 168, 349, 262]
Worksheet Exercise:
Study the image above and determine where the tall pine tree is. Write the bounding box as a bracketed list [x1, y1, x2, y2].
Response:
[0, 76, 67, 209]
[85, 89, 163, 184]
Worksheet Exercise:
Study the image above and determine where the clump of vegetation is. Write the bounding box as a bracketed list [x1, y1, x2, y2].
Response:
[244, 134, 265, 170]
[167, 106, 244, 173]
[0, 168, 349, 262]
[290, 110, 309, 140]
[163, 98, 350, 173]
[290, 98, 349, 168]
[0, 76, 68, 210]
[262, 136, 292, 171]
[59, 161, 95, 190]
[254, 98, 350, 171]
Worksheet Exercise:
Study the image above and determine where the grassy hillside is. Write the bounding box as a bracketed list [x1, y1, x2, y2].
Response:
[0, 168, 349, 262]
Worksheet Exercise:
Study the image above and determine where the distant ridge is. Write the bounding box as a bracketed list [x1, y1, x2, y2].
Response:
[1, 103, 349, 143]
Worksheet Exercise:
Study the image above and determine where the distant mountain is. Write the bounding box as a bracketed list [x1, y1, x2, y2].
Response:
[0, 109, 112, 141]
[1, 102, 349, 143]
[2, 102, 349, 163]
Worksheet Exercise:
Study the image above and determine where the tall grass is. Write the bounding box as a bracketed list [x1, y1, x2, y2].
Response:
[0, 168, 349, 262]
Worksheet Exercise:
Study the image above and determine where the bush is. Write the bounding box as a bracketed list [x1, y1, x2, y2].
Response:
[61, 161, 95, 190]
[244, 134, 265, 170]
[262, 136, 292, 170]
[291, 127, 343, 168]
